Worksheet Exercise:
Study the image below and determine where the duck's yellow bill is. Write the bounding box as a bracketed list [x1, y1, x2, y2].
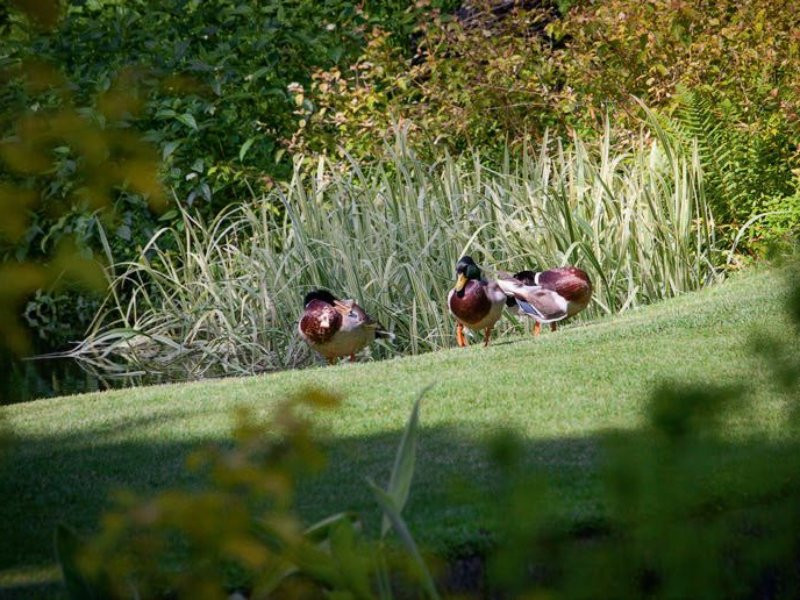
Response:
[455, 273, 468, 292]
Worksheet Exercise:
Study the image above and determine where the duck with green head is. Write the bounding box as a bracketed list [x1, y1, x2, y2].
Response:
[447, 256, 507, 347]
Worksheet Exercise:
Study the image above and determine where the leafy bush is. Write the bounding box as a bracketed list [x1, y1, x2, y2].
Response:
[295, 0, 800, 239]
[753, 178, 800, 253]
[290, 4, 570, 161]
[5, 0, 798, 350]
[2, 1, 370, 199]
[2, 0, 460, 227]
[560, 0, 800, 128]
[0, 6, 165, 353]
[659, 90, 797, 237]
[70, 125, 722, 378]
[0, 0, 469, 350]
[7, 0, 797, 350]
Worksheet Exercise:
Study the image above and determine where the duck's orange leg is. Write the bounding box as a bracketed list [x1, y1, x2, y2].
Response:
[533, 321, 541, 337]
[550, 322, 558, 333]
[349, 354, 357, 362]
[483, 327, 493, 347]
[456, 322, 467, 347]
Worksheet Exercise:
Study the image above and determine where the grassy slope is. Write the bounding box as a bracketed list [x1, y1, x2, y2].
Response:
[0, 268, 793, 592]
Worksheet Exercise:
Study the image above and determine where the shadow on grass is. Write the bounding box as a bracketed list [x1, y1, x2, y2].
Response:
[2, 412, 799, 598]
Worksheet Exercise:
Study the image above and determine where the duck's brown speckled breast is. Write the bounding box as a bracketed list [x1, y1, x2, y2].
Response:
[300, 300, 342, 343]
[449, 280, 491, 325]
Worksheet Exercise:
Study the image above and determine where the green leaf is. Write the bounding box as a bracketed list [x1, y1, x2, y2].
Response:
[247, 66, 271, 82]
[369, 481, 440, 600]
[326, 520, 373, 599]
[175, 113, 198, 130]
[239, 137, 256, 162]
[328, 46, 344, 63]
[253, 562, 299, 599]
[263, 87, 287, 100]
[116, 225, 131, 241]
[304, 511, 361, 543]
[381, 385, 431, 538]
[54, 524, 103, 599]
[162, 141, 180, 160]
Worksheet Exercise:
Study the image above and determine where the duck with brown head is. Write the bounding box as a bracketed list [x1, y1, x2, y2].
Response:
[447, 256, 507, 347]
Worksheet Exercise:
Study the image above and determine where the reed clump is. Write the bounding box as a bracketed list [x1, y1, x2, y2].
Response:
[70, 126, 722, 378]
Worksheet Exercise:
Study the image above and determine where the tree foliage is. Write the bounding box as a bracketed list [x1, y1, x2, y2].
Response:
[0, 0, 442, 349]
[0, 3, 165, 353]
[295, 0, 800, 241]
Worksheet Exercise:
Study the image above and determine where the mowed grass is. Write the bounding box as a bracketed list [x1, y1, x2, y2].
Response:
[0, 267, 795, 595]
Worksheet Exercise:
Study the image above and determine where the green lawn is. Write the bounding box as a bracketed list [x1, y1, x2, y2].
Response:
[0, 268, 795, 596]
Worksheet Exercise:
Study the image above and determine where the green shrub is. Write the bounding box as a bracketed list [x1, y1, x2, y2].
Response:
[295, 0, 800, 243]
[0, 5, 165, 353]
[660, 90, 797, 239]
[2, 0, 458, 226]
[7, 0, 798, 349]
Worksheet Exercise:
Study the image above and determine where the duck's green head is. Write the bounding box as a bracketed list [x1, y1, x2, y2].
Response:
[455, 255, 481, 292]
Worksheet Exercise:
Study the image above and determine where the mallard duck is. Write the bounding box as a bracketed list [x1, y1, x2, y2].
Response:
[299, 289, 390, 364]
[447, 256, 507, 347]
[500, 266, 592, 336]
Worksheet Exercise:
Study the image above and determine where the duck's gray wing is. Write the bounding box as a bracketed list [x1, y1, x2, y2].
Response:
[495, 279, 568, 323]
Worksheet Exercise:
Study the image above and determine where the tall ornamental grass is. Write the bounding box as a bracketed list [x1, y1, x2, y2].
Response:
[70, 126, 722, 377]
